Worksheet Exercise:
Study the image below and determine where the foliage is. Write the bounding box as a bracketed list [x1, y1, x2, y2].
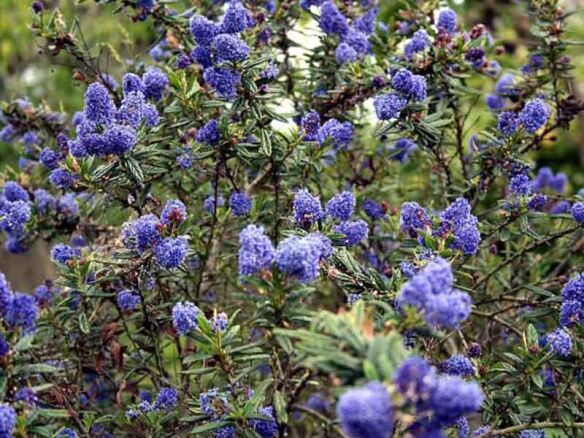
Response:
[0, 0, 583, 437]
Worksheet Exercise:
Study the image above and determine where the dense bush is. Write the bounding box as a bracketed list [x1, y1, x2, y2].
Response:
[0, 0, 583, 437]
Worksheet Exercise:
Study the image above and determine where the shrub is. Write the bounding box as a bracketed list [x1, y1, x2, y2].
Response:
[0, 0, 582, 437]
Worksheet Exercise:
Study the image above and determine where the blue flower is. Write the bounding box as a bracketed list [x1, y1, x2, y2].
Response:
[190, 15, 218, 46]
[293, 189, 324, 226]
[56, 428, 77, 438]
[495, 73, 517, 96]
[400, 201, 430, 236]
[197, 119, 221, 145]
[122, 73, 145, 96]
[275, 235, 322, 282]
[200, 388, 230, 418]
[439, 355, 475, 377]
[498, 112, 518, 136]
[154, 237, 188, 269]
[508, 174, 531, 196]
[220, 1, 252, 34]
[326, 191, 355, 221]
[334, 220, 369, 246]
[238, 224, 275, 276]
[317, 119, 353, 150]
[394, 356, 437, 405]
[561, 273, 584, 302]
[336, 382, 393, 438]
[0, 335, 9, 357]
[518, 98, 549, 134]
[34, 284, 54, 307]
[249, 406, 278, 438]
[519, 430, 545, 438]
[122, 214, 161, 253]
[15, 387, 38, 407]
[319, 1, 349, 36]
[440, 198, 481, 256]
[548, 172, 567, 193]
[546, 328, 572, 357]
[486, 94, 506, 112]
[153, 387, 179, 412]
[572, 202, 584, 224]
[374, 93, 407, 120]
[39, 147, 59, 169]
[455, 417, 470, 438]
[211, 312, 229, 333]
[117, 91, 159, 128]
[362, 199, 385, 221]
[229, 191, 252, 217]
[430, 376, 484, 425]
[213, 34, 250, 62]
[143, 67, 169, 101]
[172, 301, 200, 335]
[117, 290, 141, 311]
[203, 67, 241, 99]
[560, 300, 582, 327]
[204, 194, 225, 214]
[51, 243, 80, 264]
[388, 138, 417, 163]
[105, 124, 137, 155]
[550, 200, 570, 214]
[392, 68, 414, 95]
[300, 110, 321, 141]
[468, 343, 482, 358]
[5, 292, 39, 333]
[0, 200, 31, 236]
[527, 194, 547, 211]
[161, 199, 187, 226]
[335, 43, 358, 64]
[404, 30, 430, 58]
[398, 258, 472, 329]
[353, 7, 378, 35]
[49, 169, 78, 189]
[437, 8, 457, 34]
[84, 83, 115, 124]
[343, 28, 370, 55]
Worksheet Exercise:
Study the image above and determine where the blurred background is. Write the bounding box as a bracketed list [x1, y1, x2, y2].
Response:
[0, 0, 582, 291]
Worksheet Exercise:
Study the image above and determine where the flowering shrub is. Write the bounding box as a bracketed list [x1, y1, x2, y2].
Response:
[0, 0, 583, 437]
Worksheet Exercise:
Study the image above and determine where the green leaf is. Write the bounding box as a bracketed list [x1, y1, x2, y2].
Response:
[273, 390, 288, 424]
[190, 421, 232, 434]
[79, 313, 90, 334]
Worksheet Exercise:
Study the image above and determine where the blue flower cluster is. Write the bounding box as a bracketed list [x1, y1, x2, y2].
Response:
[336, 382, 393, 438]
[229, 191, 252, 217]
[398, 258, 472, 330]
[0, 272, 39, 334]
[275, 234, 331, 282]
[439, 355, 475, 377]
[400, 198, 481, 256]
[374, 68, 427, 121]
[337, 355, 484, 437]
[313, 1, 376, 65]
[299, 111, 354, 150]
[172, 301, 200, 335]
[387, 138, 418, 163]
[122, 201, 189, 269]
[199, 388, 277, 437]
[67, 73, 164, 158]
[239, 218, 332, 282]
[117, 290, 141, 312]
[238, 224, 275, 276]
[559, 274, 583, 328]
[189, 2, 254, 98]
[0, 181, 31, 252]
[394, 356, 484, 434]
[497, 98, 550, 137]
